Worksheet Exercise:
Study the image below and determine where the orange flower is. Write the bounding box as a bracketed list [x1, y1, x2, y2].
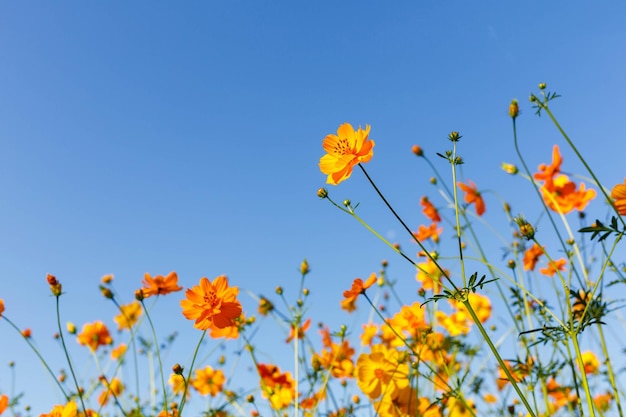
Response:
[539, 258, 567, 277]
[312, 327, 355, 378]
[209, 313, 243, 339]
[534, 145, 562, 186]
[77, 321, 113, 351]
[436, 311, 471, 336]
[540, 174, 595, 214]
[319, 123, 375, 185]
[497, 358, 532, 390]
[420, 196, 441, 222]
[98, 377, 124, 406]
[523, 243, 544, 271]
[593, 392, 613, 412]
[0, 394, 8, 414]
[111, 344, 127, 360]
[452, 293, 492, 323]
[286, 318, 311, 343]
[180, 276, 242, 331]
[191, 366, 225, 396]
[342, 273, 377, 308]
[141, 271, 183, 298]
[21, 328, 32, 338]
[114, 301, 142, 331]
[0, 299, 5, 319]
[360, 323, 378, 346]
[257, 364, 295, 409]
[413, 223, 443, 243]
[457, 180, 485, 216]
[610, 179, 626, 215]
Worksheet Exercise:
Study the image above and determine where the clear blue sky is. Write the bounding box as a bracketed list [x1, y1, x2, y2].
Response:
[1, 2, 625, 414]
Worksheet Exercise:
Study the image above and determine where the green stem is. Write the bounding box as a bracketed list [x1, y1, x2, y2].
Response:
[1, 315, 69, 399]
[141, 299, 168, 416]
[55, 296, 88, 415]
[597, 323, 624, 416]
[178, 330, 206, 416]
[462, 300, 537, 417]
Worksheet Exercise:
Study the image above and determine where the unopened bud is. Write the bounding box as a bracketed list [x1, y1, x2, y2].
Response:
[501, 162, 518, 175]
[509, 99, 519, 119]
[411, 145, 424, 157]
[538, 83, 546, 90]
[172, 363, 184, 375]
[316, 188, 328, 199]
[448, 131, 461, 142]
[134, 289, 145, 301]
[300, 259, 309, 275]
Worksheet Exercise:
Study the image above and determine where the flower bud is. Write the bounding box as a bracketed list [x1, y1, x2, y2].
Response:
[538, 82, 546, 90]
[134, 289, 145, 301]
[411, 145, 424, 157]
[67, 322, 76, 334]
[509, 99, 519, 119]
[99, 286, 114, 300]
[300, 259, 309, 275]
[316, 188, 328, 199]
[501, 162, 518, 175]
[448, 131, 461, 142]
[172, 363, 184, 375]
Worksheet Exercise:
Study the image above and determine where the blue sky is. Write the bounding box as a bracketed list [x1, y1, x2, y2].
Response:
[1, 2, 625, 415]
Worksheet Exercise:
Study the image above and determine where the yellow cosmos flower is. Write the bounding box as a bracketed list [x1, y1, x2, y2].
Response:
[356, 344, 409, 400]
[114, 301, 142, 331]
[319, 123, 374, 185]
[39, 401, 77, 417]
[192, 366, 225, 397]
[579, 351, 600, 374]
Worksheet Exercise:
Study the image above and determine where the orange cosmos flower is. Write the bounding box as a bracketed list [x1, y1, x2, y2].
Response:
[413, 223, 443, 243]
[523, 243, 544, 271]
[361, 323, 378, 346]
[457, 180, 485, 216]
[98, 377, 124, 406]
[40, 401, 77, 417]
[257, 364, 295, 409]
[141, 271, 183, 298]
[343, 273, 377, 304]
[319, 123, 374, 185]
[114, 301, 142, 331]
[540, 174, 595, 214]
[593, 392, 613, 412]
[610, 179, 626, 215]
[180, 276, 242, 331]
[436, 311, 471, 336]
[534, 145, 562, 186]
[579, 351, 600, 374]
[452, 292, 492, 323]
[496, 358, 533, 390]
[77, 321, 113, 351]
[313, 327, 355, 378]
[356, 344, 409, 400]
[192, 366, 226, 396]
[0, 394, 8, 415]
[539, 258, 567, 277]
[286, 318, 311, 343]
[111, 344, 127, 360]
[420, 196, 441, 222]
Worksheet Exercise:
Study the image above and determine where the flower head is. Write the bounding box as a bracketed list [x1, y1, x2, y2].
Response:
[77, 321, 113, 351]
[39, 401, 78, 417]
[534, 145, 563, 185]
[98, 377, 124, 406]
[611, 179, 626, 215]
[180, 276, 243, 331]
[192, 366, 226, 397]
[579, 351, 600, 375]
[319, 123, 374, 185]
[356, 344, 409, 400]
[141, 272, 183, 298]
[458, 180, 485, 216]
[420, 196, 441, 223]
[114, 301, 143, 331]
[0, 394, 8, 414]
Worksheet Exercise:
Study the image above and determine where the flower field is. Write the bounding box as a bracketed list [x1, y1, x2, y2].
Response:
[1, 85, 625, 417]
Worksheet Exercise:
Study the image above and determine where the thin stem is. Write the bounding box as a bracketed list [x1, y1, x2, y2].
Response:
[358, 164, 458, 291]
[178, 330, 207, 416]
[55, 296, 88, 415]
[141, 299, 168, 416]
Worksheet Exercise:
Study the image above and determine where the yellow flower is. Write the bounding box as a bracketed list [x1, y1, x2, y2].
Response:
[111, 344, 127, 360]
[319, 123, 374, 185]
[610, 179, 626, 215]
[98, 378, 124, 407]
[356, 344, 409, 400]
[39, 401, 77, 417]
[257, 364, 295, 410]
[77, 321, 113, 352]
[191, 366, 225, 397]
[446, 397, 475, 417]
[416, 259, 447, 293]
[579, 351, 600, 374]
[114, 301, 142, 331]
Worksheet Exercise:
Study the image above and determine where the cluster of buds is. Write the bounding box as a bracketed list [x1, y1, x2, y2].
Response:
[46, 274, 62, 297]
